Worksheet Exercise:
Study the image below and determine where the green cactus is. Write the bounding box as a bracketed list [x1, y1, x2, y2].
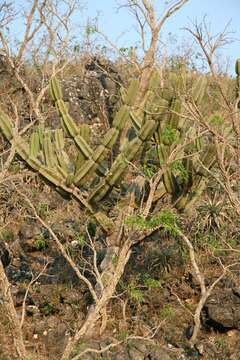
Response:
[51, 76, 142, 186]
[88, 72, 164, 203]
[1, 62, 235, 230]
[0, 111, 14, 140]
[29, 131, 40, 158]
[0, 74, 148, 231]
[151, 69, 225, 212]
[43, 131, 56, 168]
[236, 59, 240, 106]
[192, 76, 207, 104]
[236, 59, 240, 76]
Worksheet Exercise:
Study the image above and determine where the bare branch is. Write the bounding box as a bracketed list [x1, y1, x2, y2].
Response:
[20, 261, 51, 329]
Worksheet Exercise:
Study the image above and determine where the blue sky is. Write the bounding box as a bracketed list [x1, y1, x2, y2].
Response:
[84, 0, 240, 74]
[7, 0, 240, 75]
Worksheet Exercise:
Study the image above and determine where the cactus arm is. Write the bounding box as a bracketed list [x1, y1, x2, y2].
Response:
[54, 129, 71, 172]
[56, 99, 93, 158]
[29, 132, 40, 158]
[0, 111, 14, 140]
[192, 76, 207, 104]
[169, 98, 183, 130]
[88, 115, 160, 203]
[51, 77, 141, 186]
[42, 131, 57, 168]
[129, 111, 141, 131]
[73, 79, 142, 186]
[157, 143, 179, 195]
[175, 178, 206, 212]
[153, 182, 167, 202]
[74, 119, 123, 185]
[194, 144, 216, 176]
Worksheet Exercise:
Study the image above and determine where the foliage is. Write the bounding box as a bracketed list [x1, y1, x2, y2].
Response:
[111, 254, 118, 266]
[143, 273, 162, 289]
[40, 303, 55, 316]
[215, 338, 226, 350]
[71, 343, 87, 357]
[161, 125, 179, 145]
[124, 210, 179, 235]
[143, 162, 157, 178]
[117, 330, 129, 341]
[159, 304, 176, 320]
[9, 161, 21, 174]
[208, 113, 225, 126]
[0, 229, 13, 242]
[171, 160, 189, 182]
[197, 191, 232, 231]
[75, 234, 86, 247]
[127, 282, 144, 303]
[34, 236, 46, 251]
[36, 202, 49, 218]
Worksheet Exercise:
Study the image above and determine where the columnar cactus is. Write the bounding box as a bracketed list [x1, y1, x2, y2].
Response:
[0, 63, 234, 227]
[151, 72, 222, 211]
[50, 76, 142, 186]
[236, 58, 240, 107]
[0, 71, 162, 231]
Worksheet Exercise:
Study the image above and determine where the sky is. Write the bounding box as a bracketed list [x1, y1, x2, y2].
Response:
[6, 0, 240, 75]
[83, 0, 240, 74]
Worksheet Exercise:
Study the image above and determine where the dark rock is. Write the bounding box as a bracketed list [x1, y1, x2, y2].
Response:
[36, 190, 65, 210]
[204, 288, 240, 330]
[0, 242, 11, 268]
[232, 287, 240, 298]
[128, 347, 145, 360]
[19, 224, 42, 240]
[126, 340, 173, 360]
[0, 53, 11, 77]
[6, 258, 32, 282]
[47, 254, 80, 284]
[14, 286, 34, 307]
[184, 325, 194, 340]
[18, 223, 48, 253]
[148, 346, 173, 360]
[59, 57, 122, 131]
[112, 351, 129, 360]
[42, 318, 68, 357]
[183, 345, 201, 359]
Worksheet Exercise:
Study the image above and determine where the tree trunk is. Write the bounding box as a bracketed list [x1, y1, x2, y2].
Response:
[61, 238, 133, 360]
[0, 261, 27, 359]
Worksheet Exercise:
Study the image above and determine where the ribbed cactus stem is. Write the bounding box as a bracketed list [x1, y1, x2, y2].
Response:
[0, 111, 14, 140]
[50, 76, 63, 101]
[89, 107, 162, 203]
[51, 76, 142, 186]
[169, 98, 182, 129]
[192, 76, 207, 104]
[235, 59, 240, 76]
[43, 131, 57, 168]
[236, 59, 240, 103]
[74, 102, 133, 185]
[122, 78, 140, 106]
[29, 132, 40, 158]
[73, 78, 143, 186]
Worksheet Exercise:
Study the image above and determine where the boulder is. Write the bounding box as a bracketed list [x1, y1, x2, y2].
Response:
[204, 288, 240, 330]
